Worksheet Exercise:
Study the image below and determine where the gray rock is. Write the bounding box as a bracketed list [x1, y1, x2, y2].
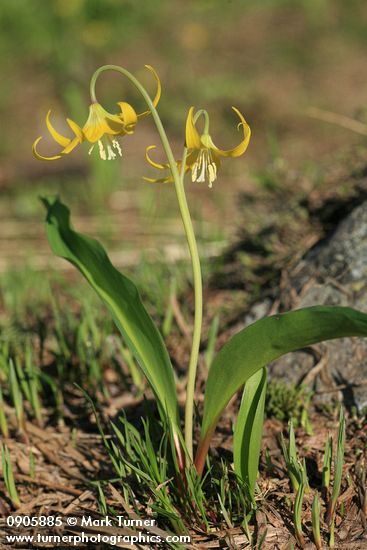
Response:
[244, 298, 272, 325]
[268, 201, 367, 412]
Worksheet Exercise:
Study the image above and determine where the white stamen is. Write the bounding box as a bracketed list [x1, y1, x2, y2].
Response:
[208, 164, 216, 187]
[197, 156, 206, 182]
[192, 162, 198, 182]
[191, 149, 217, 187]
[89, 138, 122, 161]
[107, 145, 116, 160]
[113, 139, 122, 157]
[98, 140, 107, 160]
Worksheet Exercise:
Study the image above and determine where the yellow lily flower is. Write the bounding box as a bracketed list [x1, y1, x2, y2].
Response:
[185, 106, 251, 188]
[33, 65, 161, 161]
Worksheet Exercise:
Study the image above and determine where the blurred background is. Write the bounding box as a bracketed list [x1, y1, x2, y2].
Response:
[1, 0, 366, 525]
[0, 0, 366, 289]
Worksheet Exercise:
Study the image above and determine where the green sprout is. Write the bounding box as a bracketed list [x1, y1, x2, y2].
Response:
[300, 393, 313, 436]
[280, 420, 300, 493]
[15, 342, 43, 425]
[326, 408, 346, 525]
[1, 444, 20, 508]
[280, 421, 310, 546]
[312, 492, 322, 549]
[9, 359, 25, 434]
[97, 481, 108, 516]
[29, 448, 36, 480]
[322, 435, 333, 492]
[329, 517, 335, 548]
[293, 460, 306, 548]
[0, 385, 9, 438]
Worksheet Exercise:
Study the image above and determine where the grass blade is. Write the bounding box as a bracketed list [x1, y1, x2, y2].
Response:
[294, 461, 306, 547]
[326, 407, 346, 525]
[1, 444, 20, 508]
[312, 492, 322, 549]
[322, 435, 333, 491]
[0, 386, 9, 438]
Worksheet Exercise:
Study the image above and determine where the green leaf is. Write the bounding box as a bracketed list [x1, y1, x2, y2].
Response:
[196, 306, 367, 473]
[42, 197, 179, 433]
[233, 367, 267, 505]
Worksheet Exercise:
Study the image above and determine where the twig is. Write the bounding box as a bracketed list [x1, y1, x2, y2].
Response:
[307, 107, 367, 136]
[316, 380, 367, 394]
[14, 474, 82, 496]
[171, 293, 192, 342]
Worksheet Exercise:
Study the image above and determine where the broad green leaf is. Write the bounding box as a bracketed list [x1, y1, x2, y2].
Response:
[196, 306, 367, 473]
[233, 367, 267, 504]
[42, 197, 179, 432]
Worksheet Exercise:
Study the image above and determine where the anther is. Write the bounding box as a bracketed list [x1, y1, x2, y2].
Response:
[98, 140, 107, 160]
[107, 146, 116, 160]
[113, 140, 122, 157]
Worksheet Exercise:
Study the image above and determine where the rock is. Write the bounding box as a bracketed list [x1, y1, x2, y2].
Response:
[244, 298, 272, 325]
[268, 200, 367, 413]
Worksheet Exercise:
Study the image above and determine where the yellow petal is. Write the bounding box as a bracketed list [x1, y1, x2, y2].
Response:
[32, 136, 62, 161]
[117, 102, 138, 134]
[82, 107, 106, 142]
[83, 103, 126, 142]
[144, 144, 189, 183]
[61, 136, 81, 155]
[145, 145, 168, 170]
[185, 107, 202, 150]
[214, 107, 251, 158]
[46, 110, 70, 147]
[67, 118, 84, 141]
[143, 176, 173, 184]
[138, 65, 162, 119]
[104, 113, 127, 134]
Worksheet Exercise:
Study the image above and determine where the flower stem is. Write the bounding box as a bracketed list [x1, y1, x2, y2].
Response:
[179, 147, 203, 462]
[194, 109, 210, 134]
[90, 65, 202, 461]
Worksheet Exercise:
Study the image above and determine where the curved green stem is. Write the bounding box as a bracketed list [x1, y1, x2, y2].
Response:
[90, 65, 202, 461]
[193, 109, 210, 134]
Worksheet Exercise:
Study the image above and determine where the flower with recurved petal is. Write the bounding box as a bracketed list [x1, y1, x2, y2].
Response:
[185, 106, 251, 188]
[144, 106, 251, 187]
[33, 66, 161, 161]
